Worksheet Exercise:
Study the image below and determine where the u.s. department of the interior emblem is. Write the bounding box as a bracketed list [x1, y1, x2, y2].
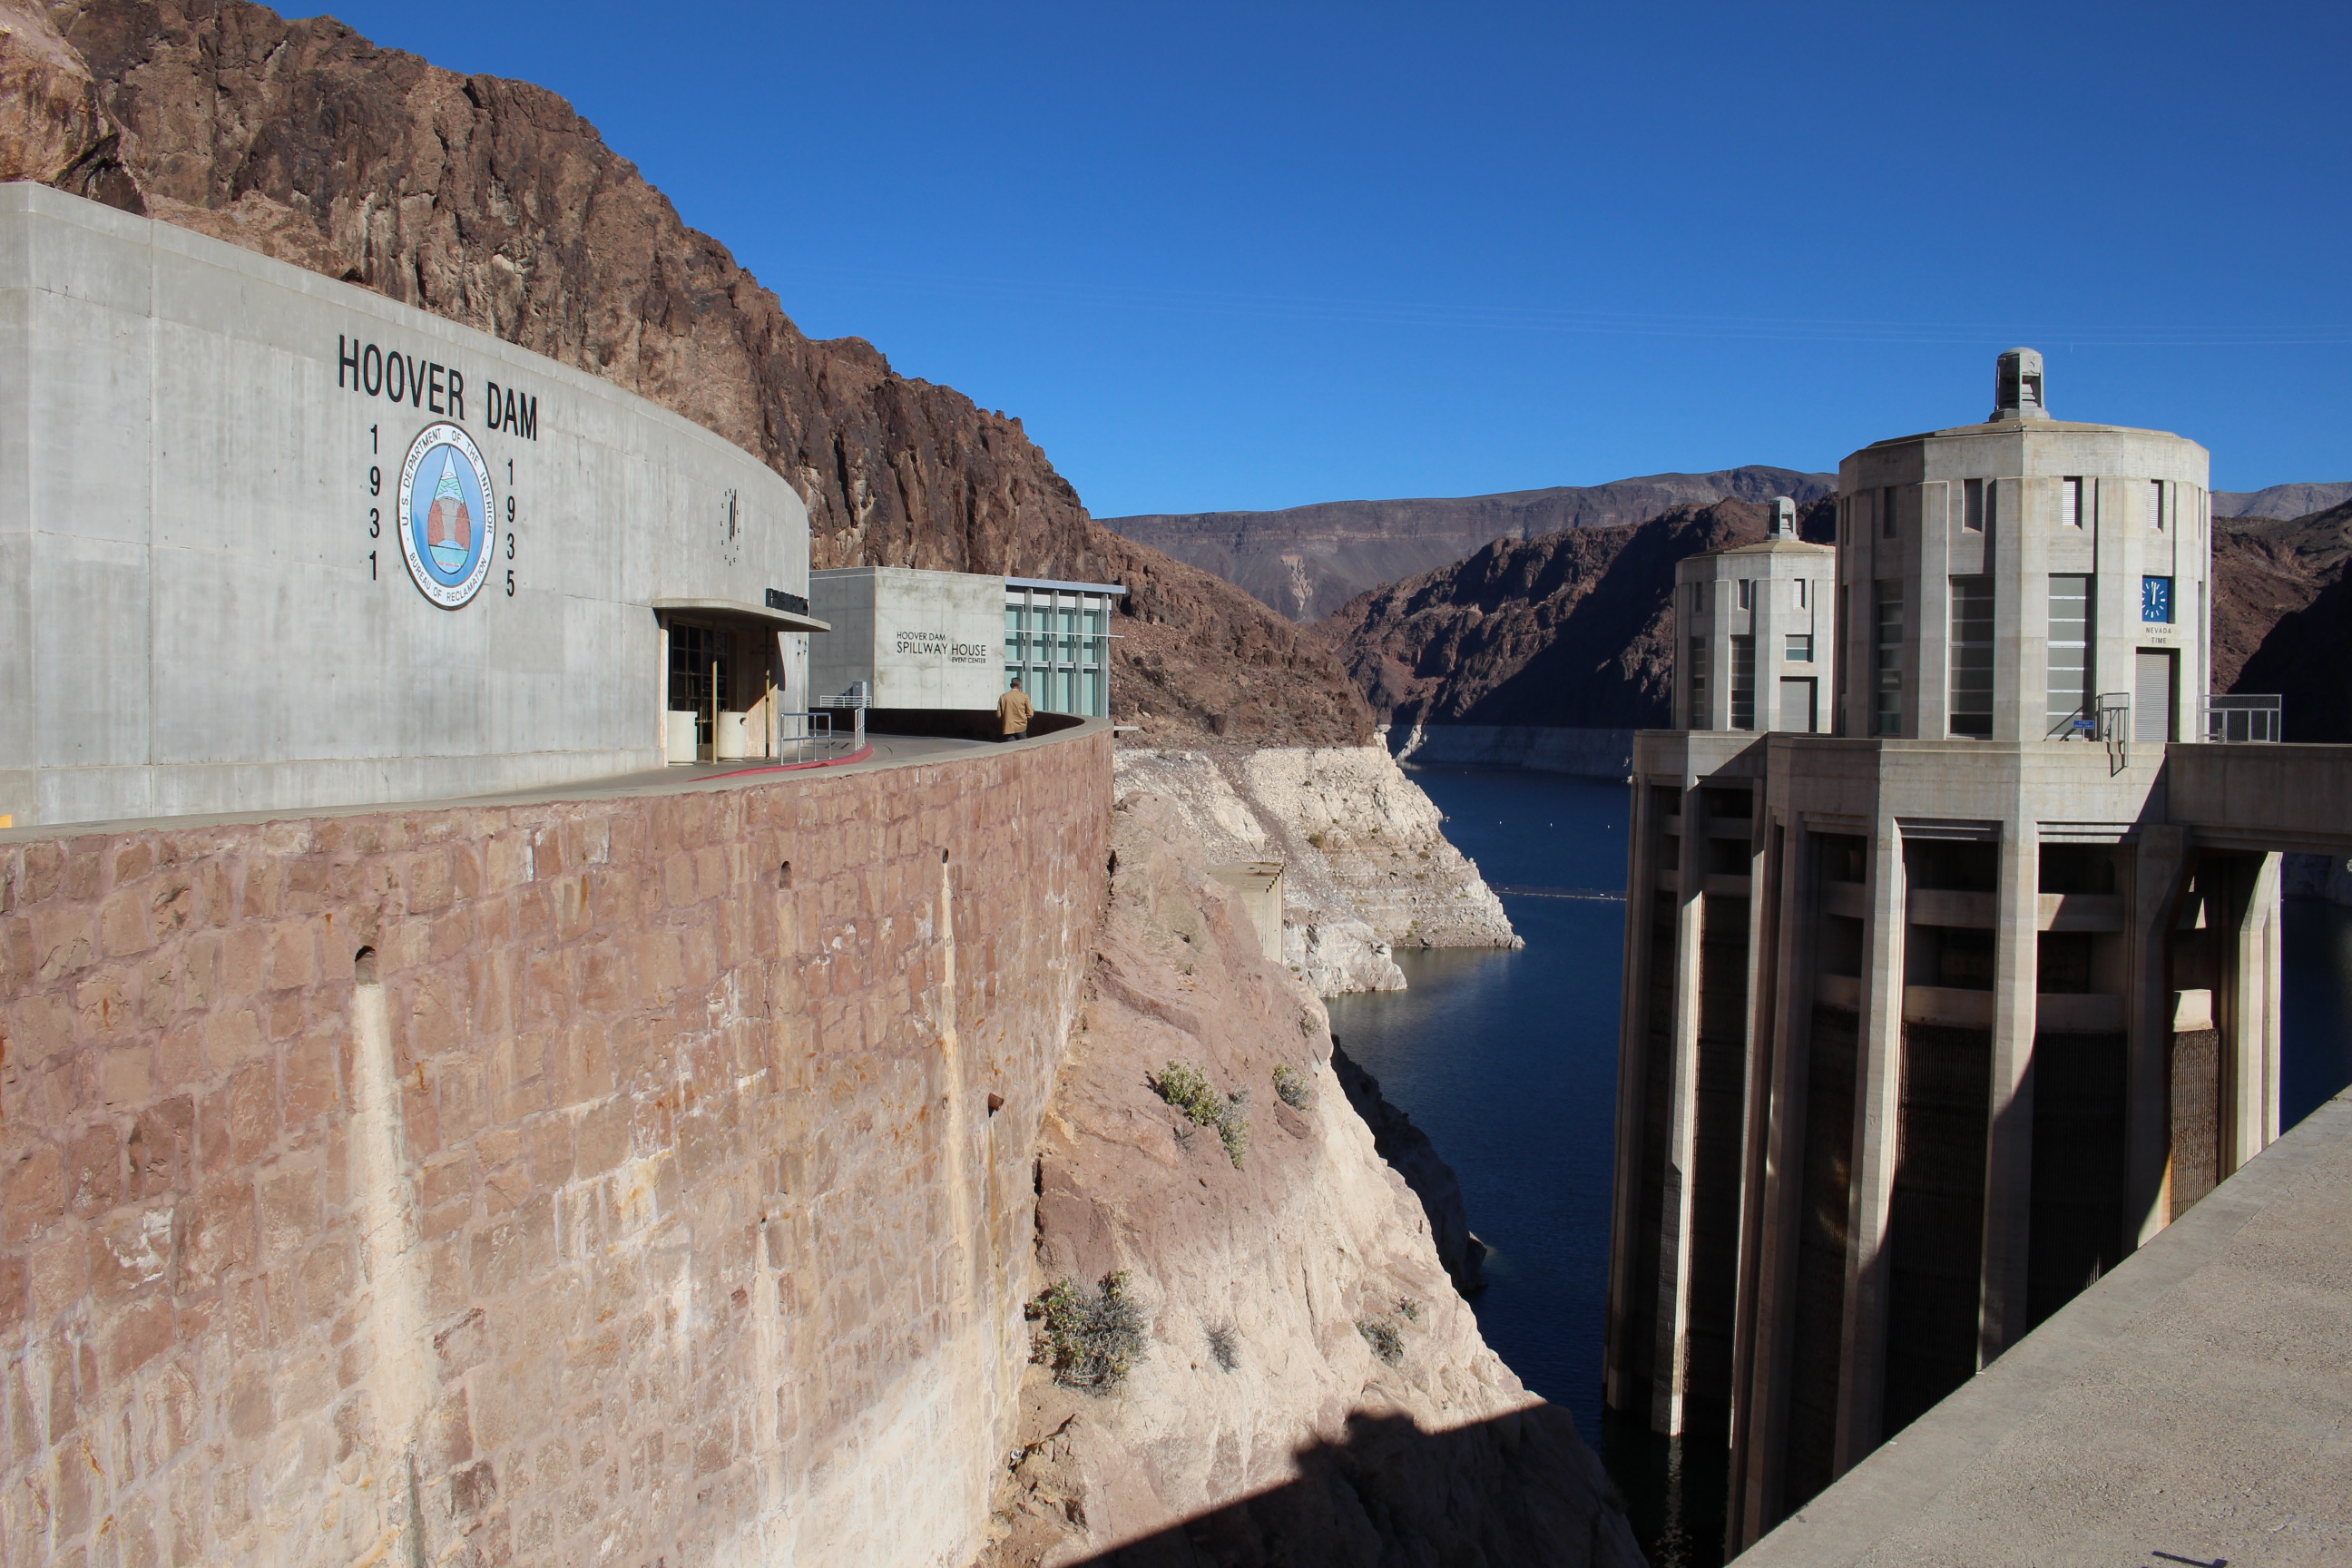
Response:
[396, 422, 496, 608]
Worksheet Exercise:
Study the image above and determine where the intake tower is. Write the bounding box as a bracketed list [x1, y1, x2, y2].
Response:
[1606, 349, 2297, 1553]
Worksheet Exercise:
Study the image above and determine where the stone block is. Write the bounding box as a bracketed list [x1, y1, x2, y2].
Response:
[97, 887, 151, 959]
[0, 733, 1111, 1568]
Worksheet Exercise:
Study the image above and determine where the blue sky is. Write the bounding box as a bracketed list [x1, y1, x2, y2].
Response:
[310, 1, 2349, 515]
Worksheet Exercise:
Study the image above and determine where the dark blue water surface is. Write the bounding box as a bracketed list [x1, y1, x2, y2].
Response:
[1328, 767, 2352, 1475]
[1324, 768, 1631, 1441]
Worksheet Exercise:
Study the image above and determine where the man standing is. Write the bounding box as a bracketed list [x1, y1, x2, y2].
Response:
[996, 676, 1034, 742]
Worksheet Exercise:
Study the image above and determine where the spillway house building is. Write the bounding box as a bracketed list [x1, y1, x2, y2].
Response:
[1605, 349, 2324, 1553]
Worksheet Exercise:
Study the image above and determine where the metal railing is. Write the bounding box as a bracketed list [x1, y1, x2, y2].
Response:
[764, 709, 861, 763]
[2203, 694, 2282, 743]
[806, 684, 870, 755]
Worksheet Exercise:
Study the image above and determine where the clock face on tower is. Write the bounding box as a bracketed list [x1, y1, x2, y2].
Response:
[2142, 575, 2173, 624]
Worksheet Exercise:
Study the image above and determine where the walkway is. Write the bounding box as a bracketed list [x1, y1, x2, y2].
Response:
[1736, 1089, 2352, 1566]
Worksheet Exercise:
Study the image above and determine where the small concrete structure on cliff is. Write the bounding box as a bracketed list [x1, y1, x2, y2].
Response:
[0, 183, 827, 830]
[1605, 349, 2352, 1557]
[808, 567, 1124, 717]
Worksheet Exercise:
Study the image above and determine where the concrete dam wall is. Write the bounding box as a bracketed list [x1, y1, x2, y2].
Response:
[0, 731, 1111, 1568]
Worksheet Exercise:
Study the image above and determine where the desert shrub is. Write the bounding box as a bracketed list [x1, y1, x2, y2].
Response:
[1155, 1061, 1250, 1168]
[1307, 831, 1328, 849]
[1205, 1321, 1240, 1372]
[1356, 1316, 1404, 1366]
[1031, 1272, 1148, 1394]
[1272, 1063, 1313, 1111]
[1396, 1298, 1422, 1322]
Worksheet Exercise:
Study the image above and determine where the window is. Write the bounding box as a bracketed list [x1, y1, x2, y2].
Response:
[1731, 636, 1756, 730]
[2151, 479, 2166, 532]
[1004, 583, 1118, 716]
[1986, 480, 2000, 537]
[1797, 577, 1810, 608]
[1874, 579, 1904, 736]
[1692, 580, 1710, 614]
[1787, 633, 1813, 663]
[669, 622, 730, 745]
[1948, 577, 1994, 738]
[1688, 635, 1710, 727]
[1738, 579, 1754, 611]
[1964, 477, 1985, 532]
[2046, 574, 2093, 736]
[2141, 575, 2173, 623]
[2062, 476, 2084, 528]
[1881, 486, 1899, 539]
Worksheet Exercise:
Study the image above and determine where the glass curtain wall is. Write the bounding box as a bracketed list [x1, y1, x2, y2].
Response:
[1003, 580, 1121, 715]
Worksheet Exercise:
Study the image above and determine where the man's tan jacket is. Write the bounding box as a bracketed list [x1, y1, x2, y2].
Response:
[996, 688, 1034, 734]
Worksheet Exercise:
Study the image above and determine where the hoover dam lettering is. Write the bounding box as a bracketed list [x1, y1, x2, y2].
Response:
[337, 331, 540, 439]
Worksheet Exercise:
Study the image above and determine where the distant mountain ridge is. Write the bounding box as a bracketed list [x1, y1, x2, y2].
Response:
[1102, 466, 1837, 621]
[2213, 483, 2352, 521]
[1325, 493, 2352, 745]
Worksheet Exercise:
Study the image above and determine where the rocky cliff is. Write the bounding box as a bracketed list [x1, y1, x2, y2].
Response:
[976, 794, 1638, 1567]
[1111, 746, 1520, 995]
[0, 0, 1371, 749]
[1321, 497, 1836, 735]
[1102, 468, 1838, 622]
[2215, 500, 2352, 740]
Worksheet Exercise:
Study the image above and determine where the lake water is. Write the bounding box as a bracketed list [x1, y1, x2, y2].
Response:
[1326, 764, 2352, 1566]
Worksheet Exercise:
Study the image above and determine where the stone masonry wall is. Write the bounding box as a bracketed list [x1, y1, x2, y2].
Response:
[0, 732, 1111, 1568]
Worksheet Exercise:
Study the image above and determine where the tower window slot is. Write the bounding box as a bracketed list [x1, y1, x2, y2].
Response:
[1874, 579, 1905, 736]
[1731, 635, 1757, 730]
[2045, 574, 2093, 738]
[1948, 576, 1994, 738]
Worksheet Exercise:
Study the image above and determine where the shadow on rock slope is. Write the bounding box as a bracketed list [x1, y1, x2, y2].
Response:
[976, 794, 1636, 1568]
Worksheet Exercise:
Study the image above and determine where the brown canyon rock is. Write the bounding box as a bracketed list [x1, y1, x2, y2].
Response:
[1322, 496, 1836, 732]
[4, 0, 1369, 748]
[2213, 502, 2352, 740]
[978, 794, 1638, 1567]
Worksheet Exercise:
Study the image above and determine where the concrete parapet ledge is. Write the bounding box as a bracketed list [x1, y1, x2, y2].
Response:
[1737, 1089, 2352, 1566]
[0, 716, 1110, 845]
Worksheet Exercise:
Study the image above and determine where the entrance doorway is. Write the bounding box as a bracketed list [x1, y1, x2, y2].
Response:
[670, 622, 732, 750]
[2135, 650, 2177, 743]
[1780, 676, 1818, 733]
